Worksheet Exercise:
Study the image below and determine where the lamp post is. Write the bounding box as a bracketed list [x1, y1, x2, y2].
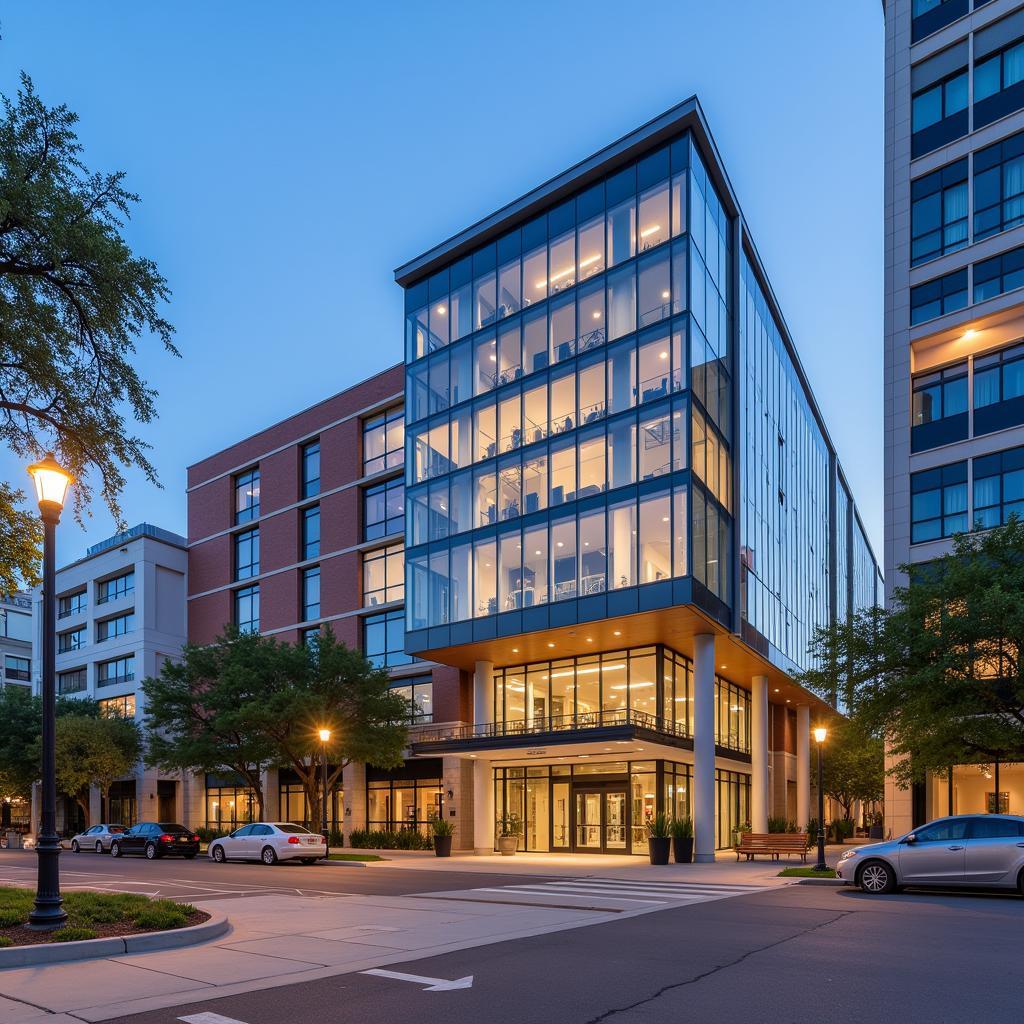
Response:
[318, 728, 331, 847]
[27, 453, 73, 930]
[813, 725, 828, 873]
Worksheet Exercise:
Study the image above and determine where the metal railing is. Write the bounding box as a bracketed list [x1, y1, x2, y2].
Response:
[412, 708, 689, 744]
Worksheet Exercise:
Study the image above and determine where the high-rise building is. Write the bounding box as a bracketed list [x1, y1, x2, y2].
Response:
[398, 97, 882, 858]
[884, 0, 1024, 831]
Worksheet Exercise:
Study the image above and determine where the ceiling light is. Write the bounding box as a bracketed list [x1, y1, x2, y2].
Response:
[512, 648, 519, 653]
[547, 642, 555, 648]
[592, 310, 602, 319]
[774, 688, 780, 693]
[659, 351, 668, 359]
[661, 290, 670, 300]
[436, 305, 446, 315]
[580, 254, 601, 269]
[640, 225, 661, 238]
[963, 329, 976, 340]
[613, 630, 621, 636]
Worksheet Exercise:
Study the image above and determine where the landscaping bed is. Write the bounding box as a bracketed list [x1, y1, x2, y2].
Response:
[778, 867, 837, 878]
[0, 887, 208, 947]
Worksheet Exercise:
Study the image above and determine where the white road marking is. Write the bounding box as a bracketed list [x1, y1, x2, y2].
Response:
[473, 886, 664, 904]
[178, 1013, 252, 1024]
[362, 969, 474, 991]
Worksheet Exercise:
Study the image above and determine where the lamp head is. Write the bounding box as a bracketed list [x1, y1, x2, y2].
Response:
[318, 728, 331, 743]
[813, 726, 827, 744]
[27, 453, 73, 519]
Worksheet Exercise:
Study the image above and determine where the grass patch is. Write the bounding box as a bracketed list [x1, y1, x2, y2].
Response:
[0, 886, 204, 944]
[327, 853, 385, 862]
[778, 867, 837, 878]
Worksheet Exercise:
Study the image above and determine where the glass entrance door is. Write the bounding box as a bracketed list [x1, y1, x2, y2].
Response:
[573, 787, 629, 853]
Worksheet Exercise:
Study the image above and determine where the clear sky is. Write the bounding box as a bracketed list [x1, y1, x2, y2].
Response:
[0, 1, 884, 567]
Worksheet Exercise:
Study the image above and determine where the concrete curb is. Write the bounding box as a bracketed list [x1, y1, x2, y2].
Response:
[796, 877, 845, 886]
[0, 909, 229, 968]
[321, 858, 370, 868]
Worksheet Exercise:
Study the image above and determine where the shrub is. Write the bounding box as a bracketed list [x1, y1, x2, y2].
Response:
[431, 818, 455, 837]
[51, 927, 97, 942]
[0, 907, 26, 928]
[766, 816, 789, 833]
[328, 827, 343, 847]
[132, 905, 190, 930]
[65, 891, 147, 924]
[645, 812, 671, 838]
[669, 816, 693, 839]
[348, 828, 431, 850]
[0, 936, 12, 948]
[194, 827, 229, 844]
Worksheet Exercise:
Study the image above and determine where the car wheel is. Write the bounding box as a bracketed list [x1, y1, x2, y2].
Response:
[71, 840, 80, 853]
[95, 841, 104, 854]
[261, 845, 277, 865]
[145, 842, 158, 860]
[212, 845, 226, 864]
[858, 860, 896, 894]
[110, 841, 122, 858]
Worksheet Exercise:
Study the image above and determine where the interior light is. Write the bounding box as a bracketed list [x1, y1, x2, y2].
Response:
[963, 329, 976, 340]
[547, 642, 555, 648]
[580, 254, 601, 269]
[661, 290, 670, 300]
[613, 630, 621, 636]
[437, 306, 446, 315]
[774, 688, 780, 693]
[592, 310, 602, 319]
[659, 351, 668, 359]
[640, 225, 661, 238]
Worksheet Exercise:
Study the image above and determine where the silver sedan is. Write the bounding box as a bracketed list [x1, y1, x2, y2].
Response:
[69, 823, 127, 853]
[836, 814, 1024, 894]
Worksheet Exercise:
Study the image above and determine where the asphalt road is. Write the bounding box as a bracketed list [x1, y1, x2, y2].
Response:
[97, 881, 1023, 1024]
[0, 848, 555, 901]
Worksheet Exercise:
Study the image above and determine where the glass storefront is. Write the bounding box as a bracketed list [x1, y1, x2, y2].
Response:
[366, 759, 443, 835]
[494, 760, 715, 854]
[205, 773, 257, 831]
[715, 769, 751, 850]
[279, 768, 342, 831]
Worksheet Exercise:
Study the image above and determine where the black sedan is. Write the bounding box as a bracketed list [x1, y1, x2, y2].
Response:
[110, 822, 200, 860]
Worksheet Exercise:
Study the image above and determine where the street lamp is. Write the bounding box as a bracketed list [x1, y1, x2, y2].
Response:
[813, 725, 828, 873]
[26, 453, 72, 930]
[318, 728, 331, 848]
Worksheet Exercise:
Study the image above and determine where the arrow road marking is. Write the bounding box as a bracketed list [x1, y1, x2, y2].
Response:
[362, 969, 474, 991]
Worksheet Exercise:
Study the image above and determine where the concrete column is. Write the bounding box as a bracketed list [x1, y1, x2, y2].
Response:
[342, 761, 366, 843]
[751, 676, 769, 833]
[797, 705, 810, 830]
[262, 767, 280, 821]
[473, 660, 494, 735]
[472, 758, 494, 853]
[693, 634, 716, 863]
[88, 785, 102, 826]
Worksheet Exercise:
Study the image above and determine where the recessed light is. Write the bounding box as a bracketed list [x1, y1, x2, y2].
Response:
[963, 328, 976, 339]
[774, 688, 780, 693]
[547, 642, 555, 648]
[613, 630, 621, 636]
[785, 699, 791, 703]
[586, 638, 593, 643]
[512, 648, 519, 653]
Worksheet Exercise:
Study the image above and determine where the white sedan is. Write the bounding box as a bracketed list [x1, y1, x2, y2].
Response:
[208, 822, 327, 865]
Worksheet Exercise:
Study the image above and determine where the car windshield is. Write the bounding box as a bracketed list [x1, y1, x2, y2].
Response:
[158, 824, 189, 834]
[276, 824, 312, 834]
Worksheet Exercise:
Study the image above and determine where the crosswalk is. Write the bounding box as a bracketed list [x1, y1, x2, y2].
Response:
[423, 876, 768, 912]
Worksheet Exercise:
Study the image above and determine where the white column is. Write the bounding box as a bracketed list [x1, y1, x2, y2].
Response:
[88, 785, 102, 826]
[693, 634, 716, 863]
[473, 660, 494, 735]
[751, 676, 769, 833]
[797, 704, 811, 830]
[472, 758, 494, 854]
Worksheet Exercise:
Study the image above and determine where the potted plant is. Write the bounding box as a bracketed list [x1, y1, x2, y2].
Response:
[669, 816, 693, 863]
[646, 812, 671, 865]
[731, 820, 751, 850]
[496, 813, 522, 855]
[431, 818, 455, 857]
[868, 812, 884, 840]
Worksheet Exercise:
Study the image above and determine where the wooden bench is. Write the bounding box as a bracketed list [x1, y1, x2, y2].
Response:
[734, 832, 809, 862]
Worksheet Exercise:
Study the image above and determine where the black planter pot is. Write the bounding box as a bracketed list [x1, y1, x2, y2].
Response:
[433, 835, 453, 858]
[648, 836, 671, 865]
[672, 836, 693, 863]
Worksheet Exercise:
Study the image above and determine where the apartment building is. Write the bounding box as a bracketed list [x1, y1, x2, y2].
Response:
[397, 97, 882, 857]
[1, 591, 32, 830]
[885, 0, 1024, 831]
[32, 523, 188, 830]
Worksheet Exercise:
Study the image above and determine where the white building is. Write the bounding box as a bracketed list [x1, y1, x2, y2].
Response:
[1, 591, 33, 693]
[32, 523, 188, 831]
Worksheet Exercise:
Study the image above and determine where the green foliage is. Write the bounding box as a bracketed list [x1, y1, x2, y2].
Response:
[496, 813, 522, 838]
[131, 904, 189, 930]
[327, 827, 343, 847]
[778, 867, 836, 878]
[767, 816, 791, 833]
[0, 906, 26, 927]
[800, 518, 1024, 784]
[0, 74, 176, 590]
[645, 812, 671, 838]
[430, 818, 455, 837]
[347, 829, 432, 850]
[194, 827, 229, 844]
[669, 816, 693, 838]
[50, 927, 97, 942]
[0, 936, 12, 947]
[0, 483, 41, 593]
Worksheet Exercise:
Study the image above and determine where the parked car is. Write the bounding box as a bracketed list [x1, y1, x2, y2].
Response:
[69, 824, 126, 853]
[110, 822, 200, 860]
[837, 814, 1024, 894]
[208, 822, 327, 865]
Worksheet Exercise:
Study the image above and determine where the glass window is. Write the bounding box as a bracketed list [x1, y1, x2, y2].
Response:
[607, 197, 636, 267]
[497, 258, 521, 319]
[450, 542, 472, 622]
[549, 370, 576, 436]
[638, 180, 669, 252]
[973, 446, 1024, 528]
[551, 515, 577, 601]
[235, 528, 259, 581]
[637, 248, 671, 329]
[549, 437, 576, 506]
[450, 340, 473, 405]
[912, 364, 968, 425]
[607, 338, 637, 414]
[58, 625, 86, 653]
[578, 356, 606, 426]
[548, 231, 575, 294]
[302, 441, 320, 498]
[577, 279, 605, 354]
[523, 452, 547, 515]
[974, 244, 1024, 303]
[639, 491, 671, 584]
[673, 484, 688, 577]
[910, 268, 968, 325]
[608, 498, 637, 589]
[578, 426, 606, 496]
[97, 571, 134, 605]
[474, 538, 497, 617]
[390, 676, 434, 723]
[58, 590, 86, 619]
[5, 656, 31, 682]
[302, 505, 320, 559]
[498, 529, 523, 611]
[523, 524, 548, 607]
[364, 543, 404, 606]
[451, 283, 473, 341]
[99, 694, 136, 718]
[498, 456, 521, 520]
[910, 462, 968, 542]
[475, 398, 497, 461]
[57, 668, 86, 693]
[498, 389, 522, 454]
[96, 612, 134, 642]
[911, 159, 968, 265]
[638, 327, 672, 403]
[577, 215, 605, 282]
[497, 321, 522, 386]
[523, 305, 548, 375]
[302, 566, 321, 621]
[475, 270, 497, 329]
[475, 332, 497, 394]
[523, 380, 548, 447]
[549, 293, 576, 364]
[578, 508, 607, 596]
[234, 468, 260, 524]
[474, 464, 496, 527]
[974, 131, 1024, 240]
[97, 655, 134, 688]
[639, 406, 671, 480]
[607, 263, 637, 341]
[364, 608, 411, 667]
[234, 586, 259, 634]
[607, 414, 636, 489]
[364, 478, 404, 540]
[522, 245, 547, 310]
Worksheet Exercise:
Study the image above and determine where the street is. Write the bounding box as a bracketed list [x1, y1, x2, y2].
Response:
[0, 851, 1022, 1024]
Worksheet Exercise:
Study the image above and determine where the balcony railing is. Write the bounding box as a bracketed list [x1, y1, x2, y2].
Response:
[412, 708, 689, 744]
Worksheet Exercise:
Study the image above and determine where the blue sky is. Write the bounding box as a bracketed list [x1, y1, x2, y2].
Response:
[0, 2, 884, 566]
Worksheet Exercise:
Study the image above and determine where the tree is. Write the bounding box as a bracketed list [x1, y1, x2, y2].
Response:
[818, 718, 884, 821]
[801, 517, 1024, 787]
[0, 73, 176, 589]
[142, 629, 278, 820]
[259, 629, 410, 828]
[49, 713, 141, 825]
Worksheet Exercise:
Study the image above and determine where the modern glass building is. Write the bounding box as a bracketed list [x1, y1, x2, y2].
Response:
[396, 97, 881, 858]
